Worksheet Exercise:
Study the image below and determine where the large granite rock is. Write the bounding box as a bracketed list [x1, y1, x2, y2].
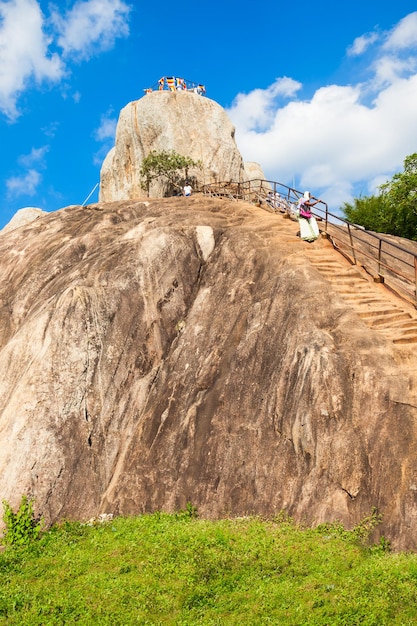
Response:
[243, 161, 269, 182]
[99, 92, 263, 201]
[1, 207, 47, 233]
[1, 197, 417, 550]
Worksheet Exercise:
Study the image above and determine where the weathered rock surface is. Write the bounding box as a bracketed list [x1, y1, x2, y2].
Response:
[243, 161, 269, 184]
[99, 92, 265, 201]
[1, 207, 47, 234]
[1, 197, 417, 550]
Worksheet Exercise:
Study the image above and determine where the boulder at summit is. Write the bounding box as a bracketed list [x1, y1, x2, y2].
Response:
[99, 91, 265, 201]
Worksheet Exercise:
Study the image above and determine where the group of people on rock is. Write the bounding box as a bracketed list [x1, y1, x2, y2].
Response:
[144, 77, 206, 95]
[179, 183, 321, 239]
[266, 191, 291, 212]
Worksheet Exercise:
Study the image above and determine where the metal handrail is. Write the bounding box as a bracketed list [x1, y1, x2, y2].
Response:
[203, 179, 417, 306]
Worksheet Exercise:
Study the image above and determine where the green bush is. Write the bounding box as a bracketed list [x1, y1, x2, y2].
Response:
[2, 496, 43, 546]
[342, 194, 387, 232]
[342, 152, 417, 240]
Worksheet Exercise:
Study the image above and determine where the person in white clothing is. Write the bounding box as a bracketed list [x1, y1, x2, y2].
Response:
[297, 191, 319, 219]
[183, 182, 192, 196]
[297, 191, 321, 242]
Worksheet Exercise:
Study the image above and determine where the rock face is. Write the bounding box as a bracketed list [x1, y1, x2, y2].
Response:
[243, 161, 269, 183]
[1, 197, 417, 550]
[1, 207, 47, 234]
[99, 92, 263, 201]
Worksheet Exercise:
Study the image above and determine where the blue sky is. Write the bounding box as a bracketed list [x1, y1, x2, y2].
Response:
[1, 0, 417, 229]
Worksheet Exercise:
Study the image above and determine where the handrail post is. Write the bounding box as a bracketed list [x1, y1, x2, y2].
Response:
[374, 239, 385, 283]
[378, 239, 382, 276]
[414, 256, 417, 305]
[348, 223, 357, 265]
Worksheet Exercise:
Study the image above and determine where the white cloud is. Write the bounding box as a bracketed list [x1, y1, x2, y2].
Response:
[227, 11, 417, 213]
[51, 0, 131, 60]
[6, 168, 41, 196]
[93, 109, 117, 165]
[383, 11, 417, 51]
[372, 54, 417, 87]
[94, 110, 117, 141]
[227, 77, 301, 133]
[18, 145, 49, 167]
[41, 120, 59, 137]
[0, 0, 131, 119]
[0, 0, 63, 119]
[6, 144, 48, 198]
[347, 32, 379, 56]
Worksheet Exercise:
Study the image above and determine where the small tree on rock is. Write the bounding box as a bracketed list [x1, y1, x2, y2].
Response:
[140, 150, 201, 196]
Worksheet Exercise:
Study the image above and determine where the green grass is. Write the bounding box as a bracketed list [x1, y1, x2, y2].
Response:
[1, 510, 417, 625]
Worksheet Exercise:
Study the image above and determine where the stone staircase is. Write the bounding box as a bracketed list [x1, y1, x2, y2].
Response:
[305, 247, 417, 345]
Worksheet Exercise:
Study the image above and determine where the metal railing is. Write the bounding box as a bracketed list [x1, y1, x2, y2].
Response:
[203, 179, 417, 306]
[203, 179, 301, 208]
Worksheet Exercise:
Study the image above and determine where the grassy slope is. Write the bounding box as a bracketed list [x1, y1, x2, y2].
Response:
[1, 512, 417, 625]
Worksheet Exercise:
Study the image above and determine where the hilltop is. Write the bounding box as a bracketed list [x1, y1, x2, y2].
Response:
[99, 90, 265, 201]
[1, 195, 417, 549]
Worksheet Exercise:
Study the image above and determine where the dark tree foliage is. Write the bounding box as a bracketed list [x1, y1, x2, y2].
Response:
[343, 153, 417, 241]
[342, 194, 387, 232]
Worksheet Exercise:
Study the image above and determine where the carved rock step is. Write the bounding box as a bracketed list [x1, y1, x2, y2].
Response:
[357, 310, 412, 324]
[338, 295, 389, 304]
[305, 249, 417, 344]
